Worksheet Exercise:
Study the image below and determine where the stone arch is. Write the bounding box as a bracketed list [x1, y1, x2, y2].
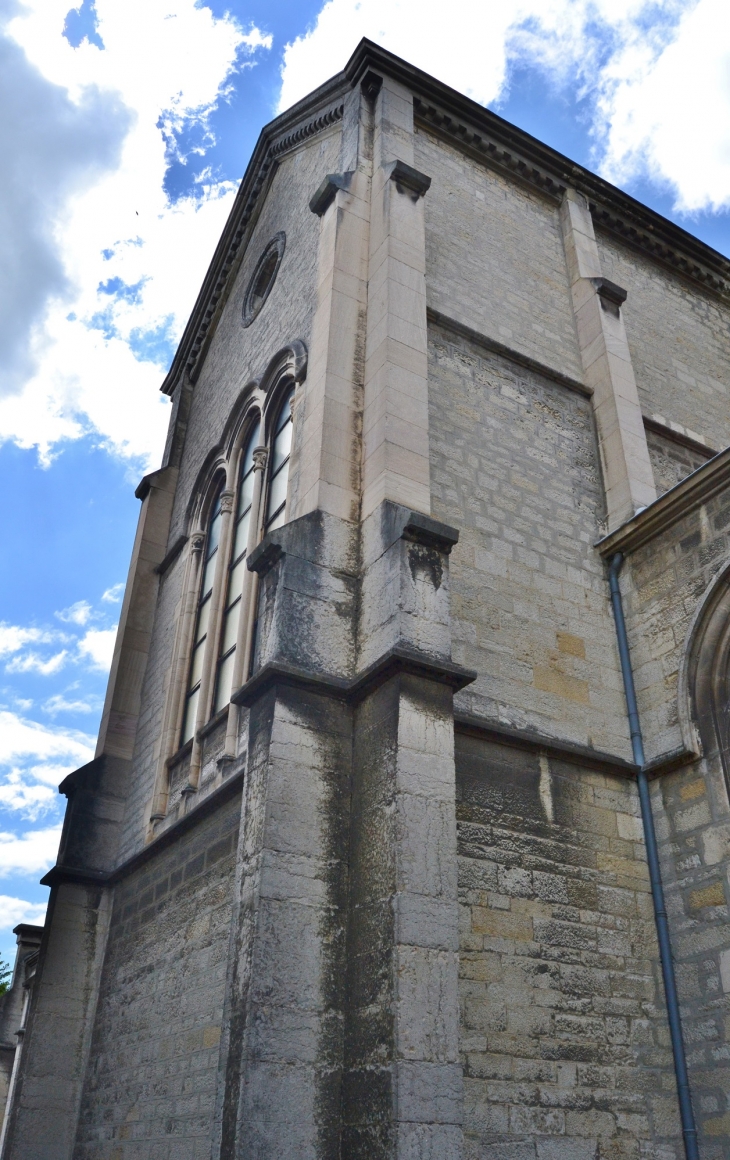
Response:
[681, 561, 730, 791]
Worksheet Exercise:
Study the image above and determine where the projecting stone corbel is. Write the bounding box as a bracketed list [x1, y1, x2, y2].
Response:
[385, 159, 431, 198]
[591, 277, 627, 316]
[361, 70, 383, 100]
[309, 171, 355, 216]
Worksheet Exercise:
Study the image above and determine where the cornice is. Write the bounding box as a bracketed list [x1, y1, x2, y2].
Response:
[344, 41, 730, 302]
[161, 38, 730, 400]
[597, 444, 730, 557]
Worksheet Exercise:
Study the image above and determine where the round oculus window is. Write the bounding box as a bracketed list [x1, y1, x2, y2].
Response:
[242, 232, 285, 327]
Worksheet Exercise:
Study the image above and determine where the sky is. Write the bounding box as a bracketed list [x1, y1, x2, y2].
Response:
[1, 0, 730, 968]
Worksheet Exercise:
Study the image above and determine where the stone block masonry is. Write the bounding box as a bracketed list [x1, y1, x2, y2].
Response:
[456, 732, 680, 1160]
[73, 798, 239, 1160]
[9, 37, 730, 1160]
[428, 322, 630, 757]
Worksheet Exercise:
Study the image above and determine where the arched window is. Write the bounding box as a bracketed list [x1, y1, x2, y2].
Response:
[214, 420, 261, 714]
[265, 386, 294, 531]
[181, 484, 224, 744]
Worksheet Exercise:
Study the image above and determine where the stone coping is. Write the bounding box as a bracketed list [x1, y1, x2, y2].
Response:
[596, 443, 730, 557]
[232, 645, 477, 708]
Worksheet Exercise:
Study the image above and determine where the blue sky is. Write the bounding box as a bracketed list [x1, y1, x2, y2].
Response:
[1, 0, 729, 967]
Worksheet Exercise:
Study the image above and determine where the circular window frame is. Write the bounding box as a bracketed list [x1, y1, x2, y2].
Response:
[241, 232, 286, 328]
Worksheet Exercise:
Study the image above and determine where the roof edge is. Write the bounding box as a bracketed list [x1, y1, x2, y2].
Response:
[160, 37, 730, 400]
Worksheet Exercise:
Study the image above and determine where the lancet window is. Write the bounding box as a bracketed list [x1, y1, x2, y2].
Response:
[150, 344, 306, 826]
[181, 484, 223, 745]
[266, 387, 294, 531]
[214, 419, 261, 714]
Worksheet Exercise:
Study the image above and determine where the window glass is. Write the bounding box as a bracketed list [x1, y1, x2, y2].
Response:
[227, 557, 246, 603]
[232, 509, 251, 562]
[266, 467, 289, 524]
[241, 233, 285, 328]
[195, 593, 211, 644]
[214, 650, 237, 715]
[220, 604, 240, 656]
[181, 687, 199, 748]
[212, 420, 260, 714]
[266, 387, 294, 530]
[188, 638, 205, 688]
[181, 485, 224, 745]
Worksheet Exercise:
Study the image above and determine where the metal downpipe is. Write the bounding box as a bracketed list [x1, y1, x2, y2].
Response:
[608, 552, 698, 1160]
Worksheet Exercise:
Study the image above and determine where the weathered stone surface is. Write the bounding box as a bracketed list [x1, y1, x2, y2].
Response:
[11, 37, 730, 1160]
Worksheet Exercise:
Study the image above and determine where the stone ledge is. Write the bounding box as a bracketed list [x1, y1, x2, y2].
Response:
[454, 711, 638, 777]
[154, 534, 188, 577]
[42, 764, 246, 889]
[386, 159, 431, 197]
[428, 309, 591, 398]
[309, 170, 354, 216]
[643, 414, 716, 460]
[233, 645, 477, 709]
[596, 444, 730, 557]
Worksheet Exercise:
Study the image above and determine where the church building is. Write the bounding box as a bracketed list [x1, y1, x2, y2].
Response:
[5, 38, 730, 1160]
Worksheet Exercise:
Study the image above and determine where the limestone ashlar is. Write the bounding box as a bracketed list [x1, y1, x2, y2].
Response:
[5, 37, 730, 1160]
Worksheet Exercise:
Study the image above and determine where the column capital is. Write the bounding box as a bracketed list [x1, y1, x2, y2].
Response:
[252, 446, 268, 472]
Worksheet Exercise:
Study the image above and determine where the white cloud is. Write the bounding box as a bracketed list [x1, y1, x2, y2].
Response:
[56, 600, 92, 625]
[77, 626, 117, 671]
[43, 693, 99, 715]
[279, 0, 730, 215]
[597, 0, 730, 212]
[0, 623, 58, 659]
[0, 826, 63, 877]
[101, 582, 124, 604]
[0, 709, 94, 767]
[0, 0, 272, 468]
[0, 894, 47, 931]
[0, 710, 94, 819]
[6, 651, 68, 676]
[0, 777, 56, 818]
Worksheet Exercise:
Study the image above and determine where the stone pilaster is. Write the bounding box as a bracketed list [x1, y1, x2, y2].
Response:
[211, 511, 359, 1159]
[560, 188, 656, 529]
[342, 504, 467, 1159]
[211, 503, 470, 1160]
[362, 78, 432, 520]
[292, 88, 371, 526]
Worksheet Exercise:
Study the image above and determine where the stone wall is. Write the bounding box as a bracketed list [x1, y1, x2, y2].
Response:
[416, 130, 583, 384]
[456, 731, 680, 1160]
[623, 491, 730, 762]
[428, 321, 630, 756]
[646, 430, 710, 498]
[618, 490, 730, 1154]
[169, 127, 342, 547]
[596, 233, 730, 452]
[73, 796, 239, 1160]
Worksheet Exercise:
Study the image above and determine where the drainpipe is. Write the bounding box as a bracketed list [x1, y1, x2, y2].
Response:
[608, 552, 698, 1160]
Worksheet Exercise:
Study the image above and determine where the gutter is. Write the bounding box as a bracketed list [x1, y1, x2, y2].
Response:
[608, 553, 698, 1160]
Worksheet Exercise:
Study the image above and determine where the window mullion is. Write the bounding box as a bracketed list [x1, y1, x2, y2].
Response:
[186, 488, 236, 794]
[222, 445, 268, 758]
